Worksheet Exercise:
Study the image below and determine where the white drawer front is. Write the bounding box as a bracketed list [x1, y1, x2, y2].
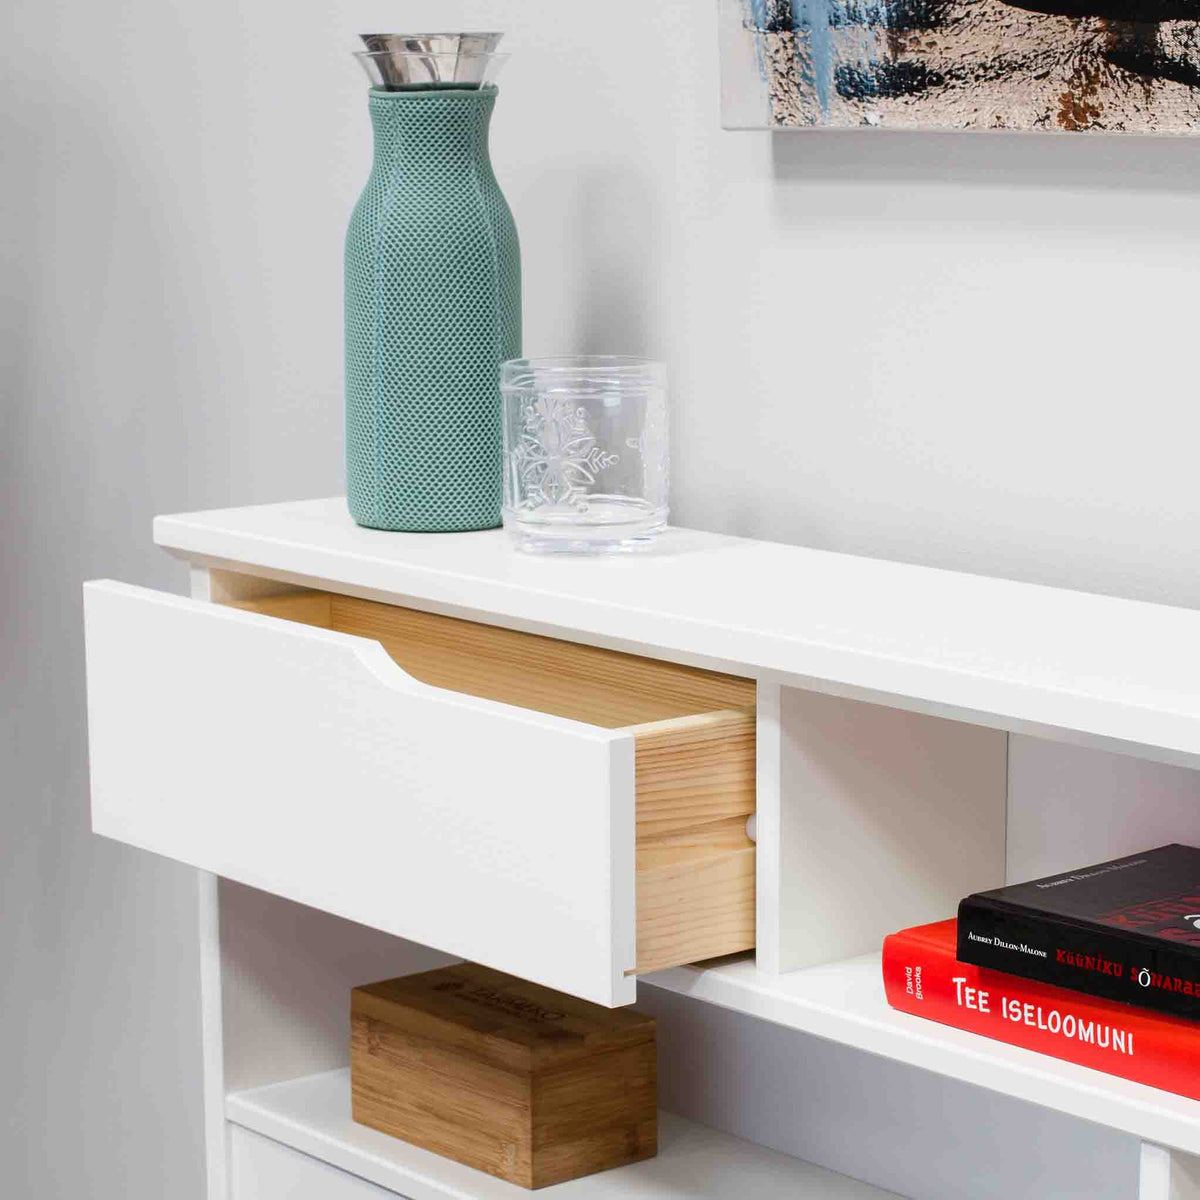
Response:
[84, 580, 636, 1006]
[229, 1126, 399, 1199]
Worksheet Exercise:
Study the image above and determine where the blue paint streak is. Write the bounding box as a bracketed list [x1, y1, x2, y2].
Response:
[743, 0, 893, 124]
[747, 0, 773, 25]
[790, 0, 834, 116]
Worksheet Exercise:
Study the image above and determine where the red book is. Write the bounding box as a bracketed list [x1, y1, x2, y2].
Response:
[883, 918, 1200, 1102]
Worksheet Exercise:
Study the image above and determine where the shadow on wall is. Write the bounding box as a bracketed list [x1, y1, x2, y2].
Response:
[770, 126, 1200, 193]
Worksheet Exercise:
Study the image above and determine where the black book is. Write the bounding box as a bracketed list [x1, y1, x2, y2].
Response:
[957, 844, 1200, 1020]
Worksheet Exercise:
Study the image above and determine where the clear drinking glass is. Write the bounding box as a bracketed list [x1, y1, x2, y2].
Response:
[500, 356, 669, 553]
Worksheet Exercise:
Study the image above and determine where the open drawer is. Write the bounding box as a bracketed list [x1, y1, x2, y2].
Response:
[83, 578, 755, 1006]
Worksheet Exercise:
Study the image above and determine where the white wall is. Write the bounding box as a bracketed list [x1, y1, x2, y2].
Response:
[5, 0, 1199, 1196]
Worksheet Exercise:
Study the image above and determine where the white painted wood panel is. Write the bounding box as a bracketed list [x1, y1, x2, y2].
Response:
[645, 954, 1200, 1154]
[225, 1070, 902, 1199]
[83, 579, 637, 1006]
[198, 872, 229, 1200]
[229, 1126, 396, 1200]
[190, 569, 231, 1200]
[767, 687, 1006, 971]
[1139, 1144, 1200, 1200]
[155, 497, 1200, 768]
[1140, 1144, 1173, 1200]
[754, 681, 785, 974]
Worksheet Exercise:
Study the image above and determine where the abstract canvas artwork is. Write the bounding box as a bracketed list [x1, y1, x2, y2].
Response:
[719, 0, 1200, 131]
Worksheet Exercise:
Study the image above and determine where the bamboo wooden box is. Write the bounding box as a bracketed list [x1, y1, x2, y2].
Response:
[351, 963, 658, 1188]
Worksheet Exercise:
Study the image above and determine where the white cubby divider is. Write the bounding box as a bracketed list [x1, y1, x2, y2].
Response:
[1138, 1144, 1200, 1200]
[758, 683, 1007, 974]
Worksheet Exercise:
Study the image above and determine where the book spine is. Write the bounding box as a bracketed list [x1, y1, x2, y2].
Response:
[882, 929, 1200, 1101]
[956, 897, 1200, 1020]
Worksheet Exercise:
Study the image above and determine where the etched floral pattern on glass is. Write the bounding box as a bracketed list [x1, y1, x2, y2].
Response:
[513, 395, 619, 511]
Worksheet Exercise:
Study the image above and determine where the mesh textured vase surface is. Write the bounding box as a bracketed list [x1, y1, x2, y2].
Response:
[345, 84, 520, 531]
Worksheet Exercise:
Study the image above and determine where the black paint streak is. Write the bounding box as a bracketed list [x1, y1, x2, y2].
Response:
[837, 60, 948, 97]
[999, 0, 1200, 16]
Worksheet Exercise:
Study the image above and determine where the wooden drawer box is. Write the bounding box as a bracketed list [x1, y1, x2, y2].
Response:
[83, 577, 755, 1006]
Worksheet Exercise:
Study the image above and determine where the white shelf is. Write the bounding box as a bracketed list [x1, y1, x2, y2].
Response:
[156, 497, 1200, 768]
[225, 1069, 897, 1199]
[643, 956, 1200, 1155]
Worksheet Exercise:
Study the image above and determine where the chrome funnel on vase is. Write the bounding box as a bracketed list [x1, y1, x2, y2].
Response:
[355, 32, 508, 91]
